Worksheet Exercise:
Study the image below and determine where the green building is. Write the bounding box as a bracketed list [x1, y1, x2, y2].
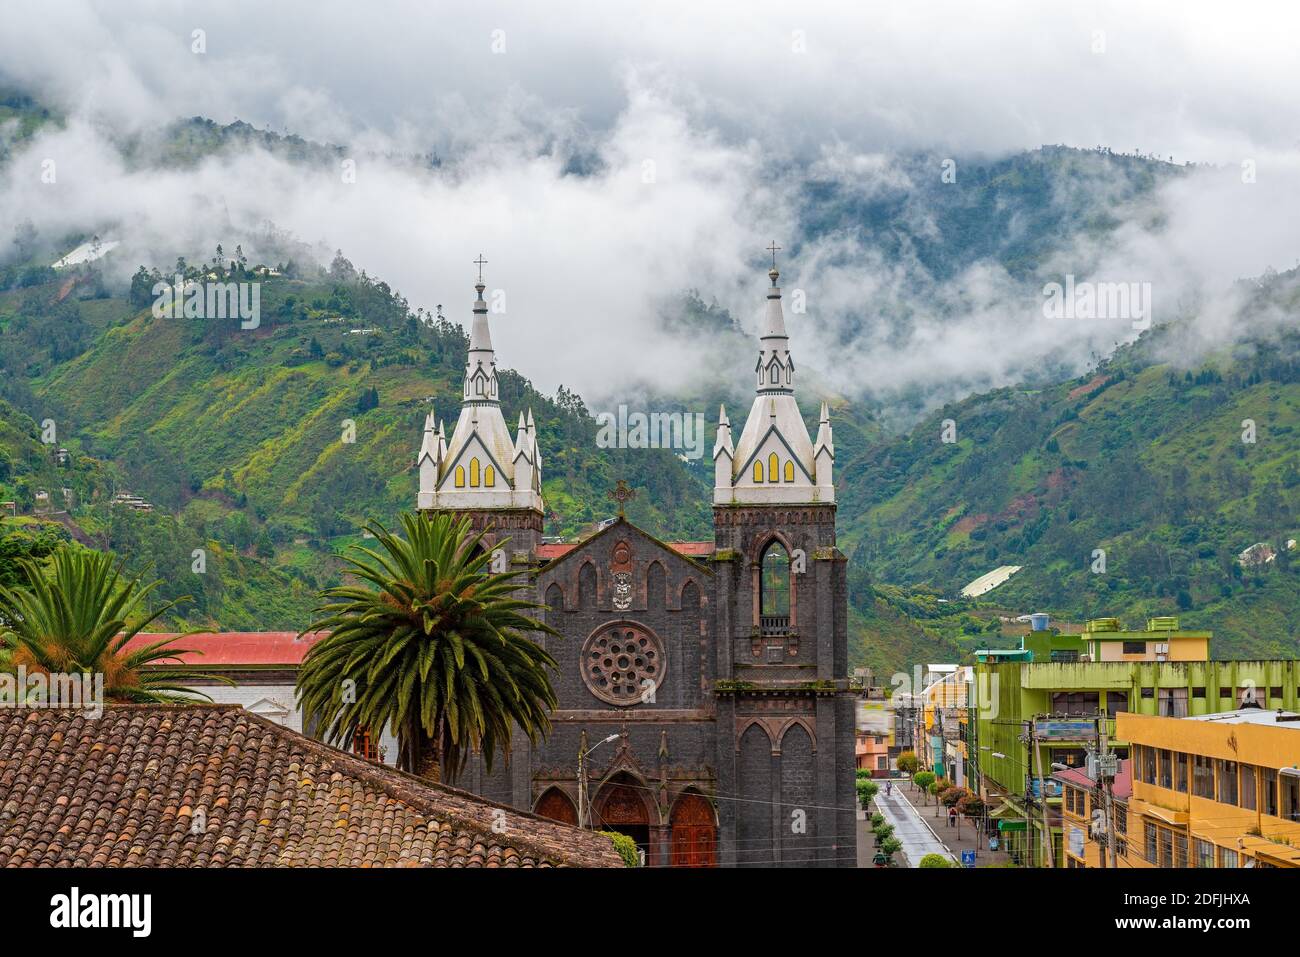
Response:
[969, 617, 1300, 867]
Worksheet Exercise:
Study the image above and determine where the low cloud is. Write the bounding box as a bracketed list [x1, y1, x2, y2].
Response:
[2, 1, 1298, 419]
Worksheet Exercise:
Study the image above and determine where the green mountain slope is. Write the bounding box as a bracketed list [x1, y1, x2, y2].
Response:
[838, 273, 1300, 659]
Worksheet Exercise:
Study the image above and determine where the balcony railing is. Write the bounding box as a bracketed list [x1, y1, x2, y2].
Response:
[760, 615, 791, 636]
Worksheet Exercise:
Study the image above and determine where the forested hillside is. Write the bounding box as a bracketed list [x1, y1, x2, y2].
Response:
[1, 95, 1296, 669]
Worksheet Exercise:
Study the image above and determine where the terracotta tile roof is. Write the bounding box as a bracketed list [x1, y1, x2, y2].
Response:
[0, 705, 624, 868]
[120, 631, 325, 667]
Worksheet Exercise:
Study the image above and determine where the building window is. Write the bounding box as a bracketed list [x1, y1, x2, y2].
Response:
[760, 542, 791, 618]
[1139, 746, 1157, 785]
[351, 727, 378, 762]
[454, 465, 465, 487]
[1219, 847, 1239, 868]
[1175, 751, 1189, 792]
[484, 464, 495, 487]
[768, 452, 779, 482]
[1158, 687, 1188, 717]
[1123, 641, 1146, 655]
[1241, 765, 1257, 811]
[1158, 749, 1172, 789]
[1140, 687, 1154, 699]
[753, 460, 763, 483]
[1192, 754, 1215, 799]
[1192, 686, 1206, 698]
[1194, 838, 1215, 868]
[1173, 832, 1188, 868]
[1105, 691, 1128, 714]
[1262, 769, 1279, 817]
[1218, 760, 1239, 806]
[1051, 691, 1099, 715]
[1144, 823, 1158, 864]
[469, 457, 480, 487]
[1218, 686, 1231, 700]
[1050, 650, 1080, 663]
[783, 460, 794, 482]
[1282, 773, 1300, 823]
[1159, 827, 1175, 868]
[1114, 804, 1127, 835]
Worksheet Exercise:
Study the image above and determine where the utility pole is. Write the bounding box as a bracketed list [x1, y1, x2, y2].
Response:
[1031, 716, 1054, 868]
[577, 732, 620, 829]
[1096, 714, 1118, 870]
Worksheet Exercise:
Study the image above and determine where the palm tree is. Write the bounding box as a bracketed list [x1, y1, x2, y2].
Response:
[296, 512, 559, 783]
[0, 546, 228, 703]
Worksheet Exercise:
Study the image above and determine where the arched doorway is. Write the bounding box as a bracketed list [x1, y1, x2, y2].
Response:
[670, 791, 717, 867]
[593, 774, 651, 861]
[534, 787, 578, 827]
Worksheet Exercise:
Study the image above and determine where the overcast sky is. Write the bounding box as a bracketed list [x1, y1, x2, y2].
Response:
[2, 0, 1298, 410]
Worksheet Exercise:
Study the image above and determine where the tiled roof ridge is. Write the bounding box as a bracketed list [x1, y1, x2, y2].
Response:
[39, 704, 621, 868]
[236, 708, 618, 866]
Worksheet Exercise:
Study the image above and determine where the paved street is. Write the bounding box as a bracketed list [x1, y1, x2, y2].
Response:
[871, 785, 958, 867]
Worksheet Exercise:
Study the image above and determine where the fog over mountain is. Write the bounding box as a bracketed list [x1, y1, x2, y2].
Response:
[2, 0, 1299, 414]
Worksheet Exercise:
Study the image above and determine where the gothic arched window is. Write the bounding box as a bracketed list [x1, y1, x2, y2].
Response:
[485, 464, 495, 487]
[753, 460, 764, 483]
[470, 457, 481, 487]
[760, 541, 791, 618]
[768, 453, 779, 483]
[769, 364, 779, 385]
[784, 461, 794, 482]
[455, 465, 465, 488]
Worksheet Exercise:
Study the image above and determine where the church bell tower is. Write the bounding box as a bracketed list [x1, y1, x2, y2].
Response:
[711, 246, 854, 867]
[416, 259, 544, 558]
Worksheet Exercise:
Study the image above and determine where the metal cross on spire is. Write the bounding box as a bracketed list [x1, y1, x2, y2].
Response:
[473, 253, 488, 283]
[608, 479, 636, 517]
[766, 240, 781, 269]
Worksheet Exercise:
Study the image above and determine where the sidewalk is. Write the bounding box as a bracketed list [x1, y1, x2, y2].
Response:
[873, 784, 956, 867]
[897, 781, 1013, 868]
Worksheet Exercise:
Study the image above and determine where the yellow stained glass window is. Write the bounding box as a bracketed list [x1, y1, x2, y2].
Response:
[784, 461, 794, 482]
[485, 465, 495, 487]
[454, 465, 465, 488]
[470, 458, 481, 487]
[768, 453, 779, 481]
[753, 460, 763, 483]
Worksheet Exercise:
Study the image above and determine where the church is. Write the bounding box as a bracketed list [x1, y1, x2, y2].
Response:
[415, 258, 856, 867]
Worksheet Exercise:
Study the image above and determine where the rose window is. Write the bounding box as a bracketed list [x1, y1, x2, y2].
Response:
[582, 622, 665, 706]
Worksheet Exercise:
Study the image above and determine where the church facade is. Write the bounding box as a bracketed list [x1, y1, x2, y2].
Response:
[416, 263, 856, 867]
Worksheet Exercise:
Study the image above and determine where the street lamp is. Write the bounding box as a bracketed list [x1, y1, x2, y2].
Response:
[577, 733, 620, 829]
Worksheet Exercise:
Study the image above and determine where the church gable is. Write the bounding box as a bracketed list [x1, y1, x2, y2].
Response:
[734, 425, 814, 487]
[439, 432, 508, 492]
[537, 518, 711, 614]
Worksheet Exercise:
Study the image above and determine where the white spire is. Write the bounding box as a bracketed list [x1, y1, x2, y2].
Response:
[463, 278, 498, 403]
[717, 251, 830, 505]
[814, 401, 835, 499]
[713, 403, 734, 492]
[418, 262, 543, 514]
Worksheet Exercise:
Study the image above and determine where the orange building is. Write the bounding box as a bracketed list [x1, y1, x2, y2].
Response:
[1111, 709, 1300, 868]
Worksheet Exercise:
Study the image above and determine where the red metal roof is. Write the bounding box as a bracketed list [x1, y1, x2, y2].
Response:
[535, 543, 577, 560]
[536, 541, 712, 560]
[1052, 757, 1132, 800]
[123, 632, 324, 666]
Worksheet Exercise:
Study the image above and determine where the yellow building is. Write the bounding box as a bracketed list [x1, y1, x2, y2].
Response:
[1055, 759, 1133, 869]
[1107, 709, 1300, 868]
[1083, 617, 1210, 663]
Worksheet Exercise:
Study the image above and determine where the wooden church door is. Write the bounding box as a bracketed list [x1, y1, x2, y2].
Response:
[670, 792, 717, 867]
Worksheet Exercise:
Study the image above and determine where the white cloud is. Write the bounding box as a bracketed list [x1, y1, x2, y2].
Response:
[1, 0, 1298, 414]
